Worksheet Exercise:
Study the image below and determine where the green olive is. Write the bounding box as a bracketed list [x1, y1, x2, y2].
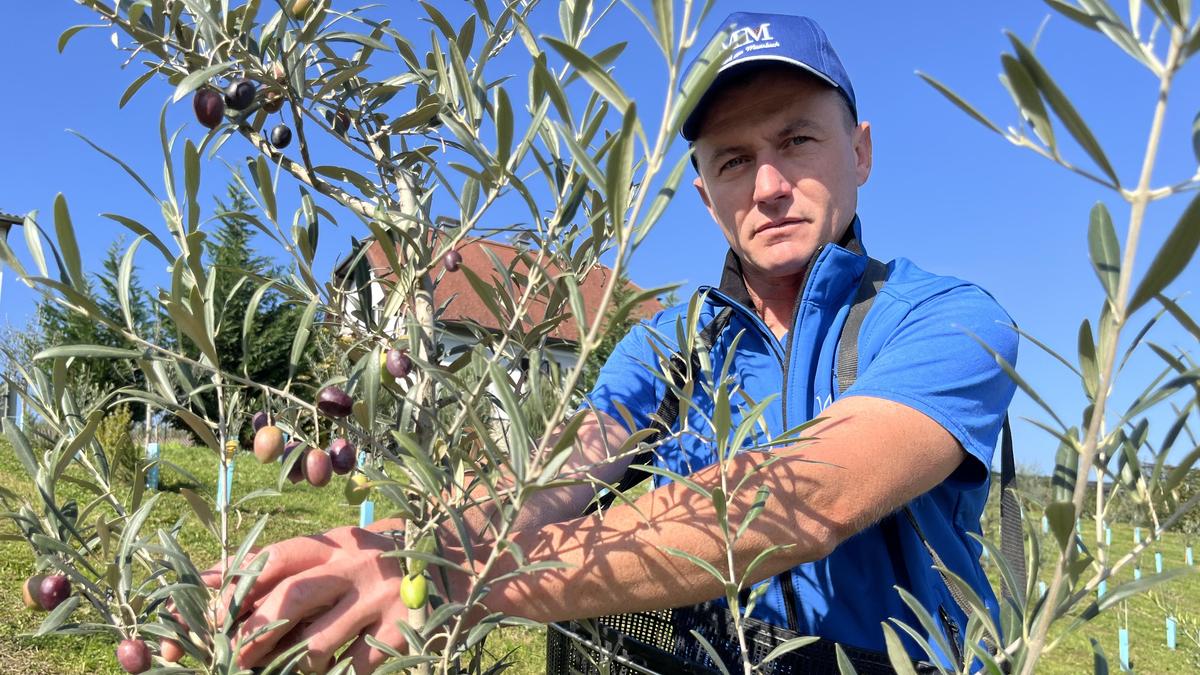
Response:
[400, 574, 428, 610]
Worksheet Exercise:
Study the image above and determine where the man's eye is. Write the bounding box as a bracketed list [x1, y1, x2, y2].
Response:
[720, 156, 748, 172]
[788, 135, 813, 146]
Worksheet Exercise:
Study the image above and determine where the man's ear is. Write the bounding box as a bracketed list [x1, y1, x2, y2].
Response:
[693, 175, 714, 213]
[853, 121, 873, 186]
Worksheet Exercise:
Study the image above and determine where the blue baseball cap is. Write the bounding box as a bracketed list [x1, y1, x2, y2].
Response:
[681, 12, 857, 141]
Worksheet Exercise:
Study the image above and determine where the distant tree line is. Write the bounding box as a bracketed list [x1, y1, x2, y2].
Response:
[27, 177, 315, 436]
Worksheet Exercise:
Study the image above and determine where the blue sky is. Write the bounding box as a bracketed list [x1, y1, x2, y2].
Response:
[2, 1, 1199, 475]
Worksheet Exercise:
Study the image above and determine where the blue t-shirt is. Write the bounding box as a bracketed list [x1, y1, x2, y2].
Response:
[583, 224, 1018, 666]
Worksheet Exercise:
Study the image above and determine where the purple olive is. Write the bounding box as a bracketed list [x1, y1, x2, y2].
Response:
[223, 79, 256, 111]
[252, 411, 273, 432]
[116, 638, 152, 674]
[316, 386, 353, 418]
[282, 441, 306, 484]
[193, 89, 225, 129]
[327, 109, 350, 135]
[443, 249, 463, 272]
[328, 438, 357, 475]
[270, 123, 292, 149]
[38, 574, 71, 611]
[386, 348, 412, 379]
[304, 449, 333, 487]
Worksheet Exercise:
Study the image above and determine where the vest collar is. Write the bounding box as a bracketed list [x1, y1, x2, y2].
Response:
[717, 215, 866, 311]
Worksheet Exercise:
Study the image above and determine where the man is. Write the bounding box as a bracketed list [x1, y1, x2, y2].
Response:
[205, 12, 1017, 673]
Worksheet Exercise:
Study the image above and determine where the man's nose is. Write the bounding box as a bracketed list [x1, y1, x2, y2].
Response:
[753, 161, 791, 205]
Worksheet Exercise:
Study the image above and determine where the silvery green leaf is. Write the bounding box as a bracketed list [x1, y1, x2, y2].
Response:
[52, 194, 83, 290]
[1088, 202, 1120, 302]
[288, 299, 319, 382]
[35, 345, 142, 360]
[662, 546, 724, 582]
[1006, 33, 1120, 185]
[917, 72, 1004, 136]
[1078, 319, 1099, 399]
[1089, 636, 1110, 675]
[544, 37, 631, 112]
[881, 622, 919, 675]
[1128, 190, 1200, 313]
[172, 61, 235, 102]
[1192, 111, 1200, 163]
[1042, 0, 1101, 30]
[895, 587, 959, 669]
[1001, 54, 1056, 150]
[32, 595, 81, 636]
[668, 29, 732, 138]
[836, 643, 860, 674]
[687, 629, 732, 675]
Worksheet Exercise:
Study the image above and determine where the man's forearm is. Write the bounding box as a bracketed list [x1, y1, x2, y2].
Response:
[484, 397, 965, 623]
[485, 449, 838, 623]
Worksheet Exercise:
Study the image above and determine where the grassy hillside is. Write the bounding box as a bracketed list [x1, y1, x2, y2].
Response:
[0, 438, 1195, 674]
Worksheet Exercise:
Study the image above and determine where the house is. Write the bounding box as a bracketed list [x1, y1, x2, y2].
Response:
[332, 236, 663, 368]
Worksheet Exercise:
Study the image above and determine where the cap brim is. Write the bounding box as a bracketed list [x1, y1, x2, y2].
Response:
[681, 56, 844, 141]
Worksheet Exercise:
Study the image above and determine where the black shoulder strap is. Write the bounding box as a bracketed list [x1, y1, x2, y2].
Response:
[836, 257, 1025, 642]
[582, 307, 734, 516]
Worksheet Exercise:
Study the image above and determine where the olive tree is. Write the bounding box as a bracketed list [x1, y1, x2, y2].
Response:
[915, 1, 1200, 672]
[0, 0, 728, 672]
[5, 1, 1200, 674]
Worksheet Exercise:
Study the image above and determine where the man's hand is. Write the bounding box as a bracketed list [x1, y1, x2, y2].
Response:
[193, 409, 633, 672]
[201, 526, 412, 673]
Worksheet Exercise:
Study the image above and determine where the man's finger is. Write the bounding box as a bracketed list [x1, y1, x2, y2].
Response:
[211, 532, 340, 627]
[233, 570, 349, 669]
[200, 547, 262, 589]
[250, 620, 313, 672]
[340, 618, 409, 674]
[292, 593, 377, 673]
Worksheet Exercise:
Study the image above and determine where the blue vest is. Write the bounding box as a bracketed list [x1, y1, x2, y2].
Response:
[585, 217, 1018, 664]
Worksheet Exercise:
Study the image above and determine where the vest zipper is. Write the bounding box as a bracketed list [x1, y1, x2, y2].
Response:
[699, 289, 795, 627]
[777, 243, 826, 633]
[702, 244, 828, 634]
[938, 604, 965, 669]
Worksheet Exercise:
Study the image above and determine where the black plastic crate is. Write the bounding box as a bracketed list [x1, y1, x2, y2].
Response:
[545, 601, 930, 675]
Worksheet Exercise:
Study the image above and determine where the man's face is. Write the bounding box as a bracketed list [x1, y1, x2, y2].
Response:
[692, 69, 872, 281]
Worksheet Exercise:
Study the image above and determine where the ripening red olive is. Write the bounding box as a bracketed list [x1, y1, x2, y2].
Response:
[304, 449, 333, 487]
[269, 124, 292, 149]
[160, 638, 184, 663]
[443, 249, 463, 272]
[223, 79, 256, 111]
[328, 438, 356, 475]
[116, 639, 152, 674]
[253, 426, 285, 463]
[262, 90, 284, 113]
[316, 386, 353, 418]
[22, 575, 46, 611]
[38, 574, 71, 611]
[193, 89, 225, 129]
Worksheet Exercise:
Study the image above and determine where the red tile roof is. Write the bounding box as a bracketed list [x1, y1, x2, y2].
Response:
[359, 237, 663, 343]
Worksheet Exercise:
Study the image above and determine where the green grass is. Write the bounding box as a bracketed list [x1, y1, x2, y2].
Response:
[991, 518, 1200, 674]
[0, 438, 1196, 673]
